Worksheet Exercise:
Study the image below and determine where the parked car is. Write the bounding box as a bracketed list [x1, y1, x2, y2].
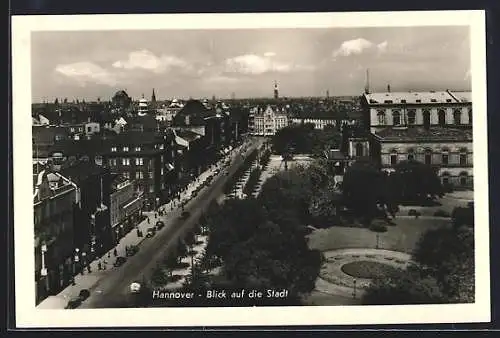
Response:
[180, 211, 191, 220]
[146, 227, 156, 238]
[78, 289, 90, 301]
[129, 282, 141, 294]
[214, 169, 221, 175]
[114, 256, 127, 267]
[126, 245, 139, 256]
[156, 221, 165, 230]
[65, 297, 82, 309]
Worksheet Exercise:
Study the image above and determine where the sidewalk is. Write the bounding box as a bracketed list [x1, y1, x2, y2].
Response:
[37, 149, 237, 309]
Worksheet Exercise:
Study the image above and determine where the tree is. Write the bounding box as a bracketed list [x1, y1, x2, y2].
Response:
[362, 268, 447, 305]
[392, 160, 444, 202]
[413, 225, 474, 301]
[342, 160, 395, 224]
[451, 205, 474, 229]
[176, 239, 188, 264]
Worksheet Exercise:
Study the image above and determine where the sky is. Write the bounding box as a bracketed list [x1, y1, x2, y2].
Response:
[31, 26, 471, 102]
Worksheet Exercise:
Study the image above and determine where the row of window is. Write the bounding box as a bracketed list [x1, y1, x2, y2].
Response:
[108, 158, 154, 166]
[389, 152, 469, 166]
[377, 109, 472, 126]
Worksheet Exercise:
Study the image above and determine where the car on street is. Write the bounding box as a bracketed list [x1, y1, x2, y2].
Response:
[126, 245, 139, 256]
[155, 220, 165, 230]
[146, 227, 156, 237]
[114, 256, 127, 267]
[65, 297, 82, 309]
[78, 289, 90, 301]
[180, 211, 191, 220]
[214, 169, 221, 175]
[129, 282, 141, 294]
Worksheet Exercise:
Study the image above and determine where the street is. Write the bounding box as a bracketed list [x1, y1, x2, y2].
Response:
[79, 138, 264, 308]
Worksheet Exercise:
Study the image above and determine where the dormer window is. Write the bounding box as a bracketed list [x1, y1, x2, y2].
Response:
[415, 99, 421, 103]
[446, 99, 452, 103]
[430, 99, 437, 103]
[401, 100, 406, 104]
[111, 147, 117, 152]
[384, 100, 393, 104]
[123, 146, 129, 152]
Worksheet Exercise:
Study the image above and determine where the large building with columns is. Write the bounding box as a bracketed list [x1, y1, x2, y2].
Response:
[357, 90, 473, 188]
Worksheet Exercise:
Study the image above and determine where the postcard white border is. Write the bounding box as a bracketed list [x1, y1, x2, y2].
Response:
[12, 10, 490, 328]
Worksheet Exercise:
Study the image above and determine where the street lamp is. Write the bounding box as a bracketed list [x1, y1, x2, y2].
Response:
[73, 248, 80, 284]
[40, 243, 48, 293]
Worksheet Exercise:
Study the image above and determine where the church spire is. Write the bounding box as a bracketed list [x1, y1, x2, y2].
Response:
[151, 88, 156, 103]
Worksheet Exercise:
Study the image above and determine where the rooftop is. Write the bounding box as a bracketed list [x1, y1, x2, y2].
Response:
[374, 127, 473, 142]
[364, 90, 472, 105]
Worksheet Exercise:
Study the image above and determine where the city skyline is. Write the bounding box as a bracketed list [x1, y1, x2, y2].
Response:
[31, 26, 471, 103]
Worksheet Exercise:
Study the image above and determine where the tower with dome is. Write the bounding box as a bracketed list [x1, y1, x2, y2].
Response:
[138, 94, 149, 116]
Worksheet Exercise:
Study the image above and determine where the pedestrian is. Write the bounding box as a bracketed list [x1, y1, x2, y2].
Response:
[98, 261, 102, 270]
[87, 265, 91, 273]
[108, 251, 111, 258]
[113, 248, 118, 257]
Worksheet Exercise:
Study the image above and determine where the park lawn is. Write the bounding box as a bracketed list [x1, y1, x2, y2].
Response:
[302, 291, 362, 306]
[308, 218, 452, 254]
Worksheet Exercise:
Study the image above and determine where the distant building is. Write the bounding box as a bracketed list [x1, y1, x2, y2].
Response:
[138, 94, 149, 116]
[33, 168, 78, 304]
[290, 117, 337, 130]
[249, 105, 289, 136]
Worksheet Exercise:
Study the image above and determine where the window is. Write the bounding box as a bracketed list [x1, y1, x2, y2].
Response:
[453, 109, 462, 125]
[159, 144, 164, 150]
[442, 172, 450, 185]
[401, 99, 407, 104]
[111, 147, 117, 152]
[136, 171, 143, 179]
[135, 157, 143, 166]
[149, 171, 154, 179]
[442, 153, 449, 165]
[438, 110, 446, 126]
[392, 110, 401, 126]
[390, 150, 398, 165]
[161, 155, 164, 163]
[109, 158, 117, 166]
[459, 172, 468, 186]
[149, 185, 154, 193]
[122, 158, 130, 166]
[161, 168, 164, 175]
[87, 127, 92, 133]
[416, 99, 422, 103]
[459, 149, 467, 166]
[407, 149, 415, 161]
[407, 109, 416, 125]
[356, 143, 364, 157]
[377, 110, 386, 125]
[123, 172, 130, 179]
[135, 146, 141, 152]
[423, 110, 431, 129]
[424, 149, 432, 165]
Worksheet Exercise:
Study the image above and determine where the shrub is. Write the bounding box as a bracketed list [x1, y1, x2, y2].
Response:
[433, 210, 451, 218]
[408, 209, 418, 216]
[369, 222, 388, 233]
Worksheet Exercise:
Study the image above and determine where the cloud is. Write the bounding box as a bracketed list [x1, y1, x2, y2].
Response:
[224, 54, 313, 75]
[112, 49, 191, 74]
[263, 52, 276, 57]
[54, 62, 117, 86]
[333, 38, 389, 58]
[204, 75, 245, 84]
[464, 69, 471, 81]
[377, 41, 388, 53]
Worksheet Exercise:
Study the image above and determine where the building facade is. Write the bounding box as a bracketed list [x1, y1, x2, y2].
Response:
[361, 90, 473, 188]
[109, 176, 144, 243]
[290, 117, 337, 130]
[249, 105, 289, 136]
[34, 169, 78, 304]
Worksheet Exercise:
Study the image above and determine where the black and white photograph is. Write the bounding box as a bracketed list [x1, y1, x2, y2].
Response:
[12, 11, 489, 327]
